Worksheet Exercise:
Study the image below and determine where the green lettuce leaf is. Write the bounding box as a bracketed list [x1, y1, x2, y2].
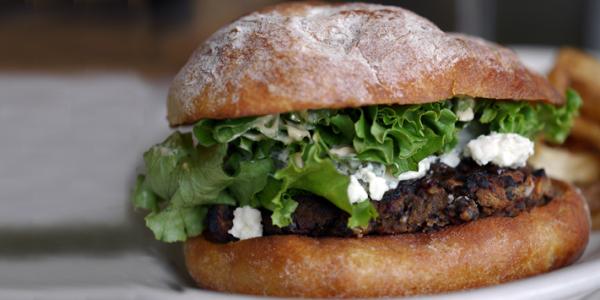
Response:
[350, 103, 459, 174]
[261, 140, 378, 228]
[143, 132, 192, 199]
[134, 91, 581, 243]
[476, 89, 581, 143]
[537, 89, 582, 143]
[132, 174, 159, 212]
[170, 144, 234, 207]
[135, 133, 243, 242]
[145, 206, 207, 243]
[193, 117, 259, 146]
[228, 158, 274, 207]
[348, 200, 380, 228]
[134, 131, 284, 242]
[255, 176, 297, 227]
[477, 100, 543, 138]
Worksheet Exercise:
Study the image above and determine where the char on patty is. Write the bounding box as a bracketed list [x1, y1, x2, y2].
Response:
[205, 159, 555, 243]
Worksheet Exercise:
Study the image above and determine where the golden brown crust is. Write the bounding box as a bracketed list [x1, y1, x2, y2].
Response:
[168, 2, 563, 125]
[184, 180, 590, 298]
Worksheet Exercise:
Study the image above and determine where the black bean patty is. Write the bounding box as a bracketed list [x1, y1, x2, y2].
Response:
[205, 159, 555, 243]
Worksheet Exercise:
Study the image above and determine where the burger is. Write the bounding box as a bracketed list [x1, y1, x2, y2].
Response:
[131, 2, 590, 297]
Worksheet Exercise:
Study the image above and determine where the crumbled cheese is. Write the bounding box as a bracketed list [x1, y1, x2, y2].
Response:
[340, 135, 483, 203]
[351, 163, 394, 201]
[465, 132, 534, 168]
[347, 156, 445, 203]
[455, 97, 475, 122]
[334, 158, 361, 176]
[439, 148, 461, 168]
[228, 206, 263, 240]
[397, 156, 437, 181]
[437, 126, 477, 168]
[347, 175, 368, 204]
[367, 173, 389, 201]
[456, 107, 474, 122]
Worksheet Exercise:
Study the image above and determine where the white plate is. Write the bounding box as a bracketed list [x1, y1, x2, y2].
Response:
[1, 47, 599, 300]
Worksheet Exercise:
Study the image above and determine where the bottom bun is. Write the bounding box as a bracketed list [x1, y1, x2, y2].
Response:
[184, 180, 590, 298]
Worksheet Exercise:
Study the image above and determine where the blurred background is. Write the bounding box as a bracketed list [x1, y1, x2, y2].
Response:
[1, 0, 598, 76]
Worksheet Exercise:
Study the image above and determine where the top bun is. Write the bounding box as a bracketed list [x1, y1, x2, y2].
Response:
[167, 2, 562, 125]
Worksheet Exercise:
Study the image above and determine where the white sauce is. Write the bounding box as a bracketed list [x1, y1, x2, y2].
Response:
[347, 175, 368, 204]
[329, 146, 356, 157]
[286, 124, 310, 142]
[255, 115, 279, 137]
[465, 132, 534, 168]
[345, 156, 441, 203]
[228, 206, 263, 240]
[396, 156, 437, 181]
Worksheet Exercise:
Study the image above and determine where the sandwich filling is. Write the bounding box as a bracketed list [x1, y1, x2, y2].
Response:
[132, 91, 581, 242]
[205, 159, 554, 242]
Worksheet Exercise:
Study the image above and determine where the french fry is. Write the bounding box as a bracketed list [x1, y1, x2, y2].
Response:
[529, 142, 600, 184]
[547, 48, 600, 228]
[570, 117, 600, 151]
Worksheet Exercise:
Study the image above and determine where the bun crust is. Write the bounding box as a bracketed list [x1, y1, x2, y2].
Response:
[184, 180, 590, 298]
[168, 2, 562, 125]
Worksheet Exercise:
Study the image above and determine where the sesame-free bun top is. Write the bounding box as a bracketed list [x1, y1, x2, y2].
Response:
[167, 2, 563, 125]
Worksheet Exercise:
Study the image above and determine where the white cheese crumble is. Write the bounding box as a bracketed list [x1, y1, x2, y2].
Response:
[397, 156, 437, 181]
[439, 148, 461, 168]
[367, 174, 389, 201]
[345, 156, 441, 203]
[347, 175, 369, 204]
[353, 163, 394, 201]
[465, 132, 534, 168]
[456, 106, 474, 122]
[228, 206, 263, 240]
